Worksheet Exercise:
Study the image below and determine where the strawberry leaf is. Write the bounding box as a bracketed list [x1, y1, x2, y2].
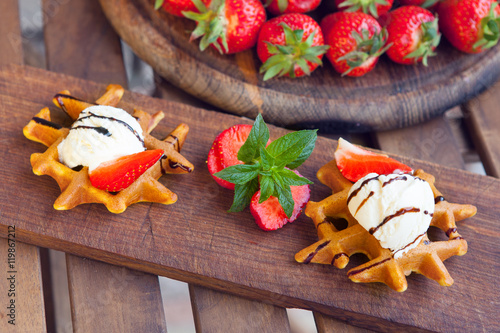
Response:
[154, 0, 164, 10]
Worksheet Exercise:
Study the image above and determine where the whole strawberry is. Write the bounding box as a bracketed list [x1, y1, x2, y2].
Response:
[321, 12, 391, 77]
[154, 0, 210, 17]
[436, 0, 500, 53]
[379, 6, 441, 66]
[334, 0, 394, 18]
[257, 14, 329, 80]
[265, 0, 322, 15]
[183, 0, 266, 54]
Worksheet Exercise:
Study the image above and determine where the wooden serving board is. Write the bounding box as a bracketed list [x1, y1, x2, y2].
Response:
[97, 0, 500, 131]
[1, 64, 499, 332]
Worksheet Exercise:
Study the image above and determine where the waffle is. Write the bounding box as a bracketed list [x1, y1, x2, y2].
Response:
[23, 85, 194, 213]
[295, 159, 477, 292]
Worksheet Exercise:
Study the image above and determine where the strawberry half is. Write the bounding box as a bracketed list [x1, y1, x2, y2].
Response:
[89, 149, 164, 192]
[334, 138, 412, 182]
[207, 124, 253, 189]
[250, 171, 310, 231]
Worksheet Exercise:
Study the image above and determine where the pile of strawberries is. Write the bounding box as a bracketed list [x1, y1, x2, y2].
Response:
[155, 0, 500, 78]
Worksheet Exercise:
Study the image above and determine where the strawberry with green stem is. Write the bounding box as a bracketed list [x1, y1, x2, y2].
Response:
[436, 0, 500, 53]
[257, 13, 329, 80]
[154, 0, 210, 17]
[334, 0, 394, 18]
[182, 0, 266, 54]
[379, 6, 441, 66]
[265, 0, 322, 15]
[321, 12, 391, 77]
[209, 114, 317, 229]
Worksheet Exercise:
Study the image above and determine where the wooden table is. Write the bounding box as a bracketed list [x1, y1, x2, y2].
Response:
[0, 0, 499, 332]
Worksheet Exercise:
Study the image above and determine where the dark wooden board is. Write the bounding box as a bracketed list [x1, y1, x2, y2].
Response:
[1, 64, 499, 332]
[97, 0, 500, 131]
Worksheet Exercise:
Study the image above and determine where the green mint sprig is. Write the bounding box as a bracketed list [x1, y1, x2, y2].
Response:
[214, 114, 317, 218]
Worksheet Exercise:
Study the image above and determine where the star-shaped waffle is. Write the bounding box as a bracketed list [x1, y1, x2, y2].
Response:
[23, 84, 194, 213]
[295, 160, 477, 292]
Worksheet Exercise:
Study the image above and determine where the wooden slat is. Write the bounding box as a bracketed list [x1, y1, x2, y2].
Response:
[189, 285, 291, 333]
[0, 2, 47, 332]
[463, 79, 500, 178]
[67, 256, 167, 332]
[374, 110, 466, 169]
[42, 0, 167, 331]
[0, 238, 46, 332]
[314, 313, 375, 333]
[156, 61, 292, 333]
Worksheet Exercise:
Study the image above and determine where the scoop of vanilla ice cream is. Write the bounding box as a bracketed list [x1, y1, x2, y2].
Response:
[347, 173, 434, 259]
[58, 105, 145, 172]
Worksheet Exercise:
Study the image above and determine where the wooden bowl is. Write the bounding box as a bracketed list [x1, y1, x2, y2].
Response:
[99, 0, 500, 131]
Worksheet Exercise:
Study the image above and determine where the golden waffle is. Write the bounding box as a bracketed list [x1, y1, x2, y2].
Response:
[23, 85, 194, 213]
[295, 160, 477, 292]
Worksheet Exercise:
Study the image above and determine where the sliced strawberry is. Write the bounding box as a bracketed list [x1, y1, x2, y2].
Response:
[89, 149, 164, 192]
[250, 173, 311, 231]
[334, 138, 412, 182]
[207, 124, 253, 189]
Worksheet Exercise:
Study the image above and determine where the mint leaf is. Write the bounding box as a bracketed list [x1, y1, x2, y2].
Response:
[285, 131, 317, 169]
[278, 168, 313, 186]
[259, 175, 275, 203]
[237, 114, 269, 163]
[260, 144, 275, 170]
[266, 130, 317, 168]
[275, 182, 294, 218]
[214, 163, 260, 184]
[229, 179, 259, 212]
[154, 0, 164, 10]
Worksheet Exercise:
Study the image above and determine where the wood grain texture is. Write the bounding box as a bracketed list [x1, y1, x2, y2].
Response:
[98, 0, 500, 131]
[0, 3, 47, 332]
[1, 65, 499, 332]
[464, 79, 500, 178]
[0, 239, 46, 332]
[42, 0, 168, 331]
[374, 110, 465, 169]
[314, 312, 375, 333]
[189, 285, 291, 333]
[66, 256, 167, 332]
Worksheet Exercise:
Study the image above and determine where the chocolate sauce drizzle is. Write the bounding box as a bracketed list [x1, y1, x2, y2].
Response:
[331, 253, 347, 265]
[159, 155, 192, 174]
[303, 240, 331, 264]
[165, 134, 180, 152]
[369, 207, 421, 235]
[347, 174, 380, 206]
[71, 125, 111, 136]
[347, 258, 392, 277]
[435, 196, 445, 204]
[32, 117, 62, 129]
[73, 111, 144, 145]
[355, 191, 374, 215]
[382, 175, 408, 187]
[392, 232, 426, 257]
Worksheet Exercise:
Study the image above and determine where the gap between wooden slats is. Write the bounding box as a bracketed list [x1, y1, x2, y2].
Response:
[0, 1, 47, 332]
[463, 78, 500, 178]
[40, 0, 167, 331]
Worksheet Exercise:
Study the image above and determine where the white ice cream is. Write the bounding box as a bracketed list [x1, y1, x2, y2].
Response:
[347, 172, 435, 259]
[57, 105, 145, 172]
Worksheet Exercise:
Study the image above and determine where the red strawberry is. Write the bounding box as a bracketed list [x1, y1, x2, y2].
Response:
[436, 0, 500, 53]
[250, 171, 310, 230]
[89, 149, 164, 192]
[334, 0, 393, 18]
[183, 0, 266, 54]
[257, 14, 329, 80]
[154, 0, 210, 17]
[265, 0, 321, 15]
[207, 124, 253, 189]
[379, 6, 441, 66]
[397, 0, 439, 9]
[320, 12, 391, 77]
[334, 138, 412, 182]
